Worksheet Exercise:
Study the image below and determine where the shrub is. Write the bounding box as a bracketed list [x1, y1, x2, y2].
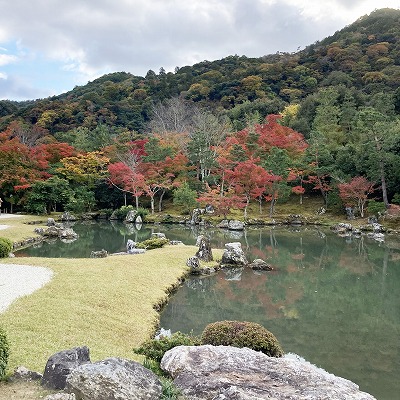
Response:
[367, 200, 386, 216]
[0, 237, 13, 258]
[136, 237, 169, 250]
[113, 205, 135, 220]
[201, 320, 283, 357]
[0, 327, 9, 379]
[134, 331, 200, 363]
[173, 182, 198, 214]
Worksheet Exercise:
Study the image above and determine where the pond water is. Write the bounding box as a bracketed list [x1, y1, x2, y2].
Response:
[16, 222, 400, 399]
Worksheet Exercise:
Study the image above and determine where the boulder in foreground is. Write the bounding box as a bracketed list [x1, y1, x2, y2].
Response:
[161, 345, 376, 400]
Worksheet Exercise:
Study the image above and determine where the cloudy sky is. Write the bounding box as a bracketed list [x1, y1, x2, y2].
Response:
[0, 0, 399, 101]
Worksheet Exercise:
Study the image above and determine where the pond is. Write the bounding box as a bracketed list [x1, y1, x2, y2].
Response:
[16, 222, 400, 400]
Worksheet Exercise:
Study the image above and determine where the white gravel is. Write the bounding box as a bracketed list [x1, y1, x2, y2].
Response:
[0, 264, 53, 313]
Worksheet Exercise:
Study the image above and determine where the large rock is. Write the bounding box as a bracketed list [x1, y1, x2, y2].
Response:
[221, 242, 248, 266]
[161, 345, 376, 400]
[228, 219, 245, 231]
[249, 259, 273, 271]
[42, 346, 90, 390]
[195, 235, 213, 262]
[125, 210, 138, 223]
[66, 357, 162, 400]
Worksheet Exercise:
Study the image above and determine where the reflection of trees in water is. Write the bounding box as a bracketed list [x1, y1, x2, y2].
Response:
[160, 229, 400, 399]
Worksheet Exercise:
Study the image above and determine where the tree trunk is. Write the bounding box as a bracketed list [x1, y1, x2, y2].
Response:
[135, 195, 139, 210]
[158, 189, 166, 212]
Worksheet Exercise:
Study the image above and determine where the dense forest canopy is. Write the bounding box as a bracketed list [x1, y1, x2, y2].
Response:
[1, 8, 400, 217]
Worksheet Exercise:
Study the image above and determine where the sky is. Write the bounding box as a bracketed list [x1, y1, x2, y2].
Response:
[0, 0, 399, 101]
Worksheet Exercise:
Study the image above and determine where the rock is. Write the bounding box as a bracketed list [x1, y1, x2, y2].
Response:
[151, 232, 167, 239]
[9, 366, 42, 382]
[331, 223, 353, 234]
[66, 357, 162, 400]
[43, 226, 61, 237]
[42, 346, 91, 390]
[249, 259, 273, 271]
[90, 249, 108, 258]
[135, 215, 143, 225]
[195, 235, 213, 262]
[34, 227, 45, 235]
[190, 208, 204, 225]
[125, 210, 138, 223]
[221, 242, 248, 266]
[286, 214, 305, 225]
[47, 218, 56, 226]
[109, 210, 119, 220]
[59, 228, 79, 240]
[169, 240, 183, 245]
[216, 220, 229, 229]
[43, 226, 78, 240]
[44, 394, 76, 400]
[60, 212, 78, 222]
[160, 345, 376, 400]
[126, 239, 136, 252]
[128, 248, 146, 254]
[186, 256, 200, 271]
[372, 223, 384, 233]
[227, 220, 244, 231]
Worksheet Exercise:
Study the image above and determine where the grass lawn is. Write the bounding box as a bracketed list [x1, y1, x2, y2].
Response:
[0, 214, 48, 244]
[0, 245, 200, 373]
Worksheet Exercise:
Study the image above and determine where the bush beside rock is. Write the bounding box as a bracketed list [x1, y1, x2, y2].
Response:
[201, 320, 283, 357]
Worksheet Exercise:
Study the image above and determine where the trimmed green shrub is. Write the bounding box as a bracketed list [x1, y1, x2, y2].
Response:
[136, 237, 169, 250]
[134, 331, 200, 363]
[201, 320, 283, 357]
[0, 237, 13, 258]
[0, 327, 10, 379]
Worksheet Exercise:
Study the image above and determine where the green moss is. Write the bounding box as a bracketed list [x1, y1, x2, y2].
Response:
[201, 320, 283, 357]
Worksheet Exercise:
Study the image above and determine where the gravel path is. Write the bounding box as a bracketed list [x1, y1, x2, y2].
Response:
[0, 264, 53, 313]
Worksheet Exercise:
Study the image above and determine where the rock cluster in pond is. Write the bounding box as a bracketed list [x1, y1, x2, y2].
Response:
[217, 219, 245, 230]
[221, 242, 248, 266]
[331, 222, 385, 242]
[160, 345, 376, 400]
[249, 258, 273, 271]
[36, 226, 79, 241]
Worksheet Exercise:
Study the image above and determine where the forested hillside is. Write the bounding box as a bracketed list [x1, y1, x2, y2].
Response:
[1, 8, 400, 217]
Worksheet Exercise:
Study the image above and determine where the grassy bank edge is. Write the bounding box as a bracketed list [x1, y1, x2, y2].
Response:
[0, 245, 205, 373]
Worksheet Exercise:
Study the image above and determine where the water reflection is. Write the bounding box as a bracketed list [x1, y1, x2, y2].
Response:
[159, 227, 400, 400]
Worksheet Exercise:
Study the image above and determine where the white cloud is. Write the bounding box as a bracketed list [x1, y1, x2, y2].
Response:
[0, 53, 17, 67]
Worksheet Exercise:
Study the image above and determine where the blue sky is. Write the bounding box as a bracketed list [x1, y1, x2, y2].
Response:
[1, 0, 399, 101]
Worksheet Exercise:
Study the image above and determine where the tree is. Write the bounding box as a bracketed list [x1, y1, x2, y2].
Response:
[337, 176, 375, 218]
[24, 177, 72, 214]
[355, 107, 390, 208]
[197, 185, 245, 219]
[57, 152, 110, 188]
[173, 182, 198, 214]
[225, 159, 275, 219]
[108, 162, 145, 209]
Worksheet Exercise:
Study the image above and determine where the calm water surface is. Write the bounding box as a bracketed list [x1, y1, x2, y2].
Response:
[17, 222, 400, 399]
